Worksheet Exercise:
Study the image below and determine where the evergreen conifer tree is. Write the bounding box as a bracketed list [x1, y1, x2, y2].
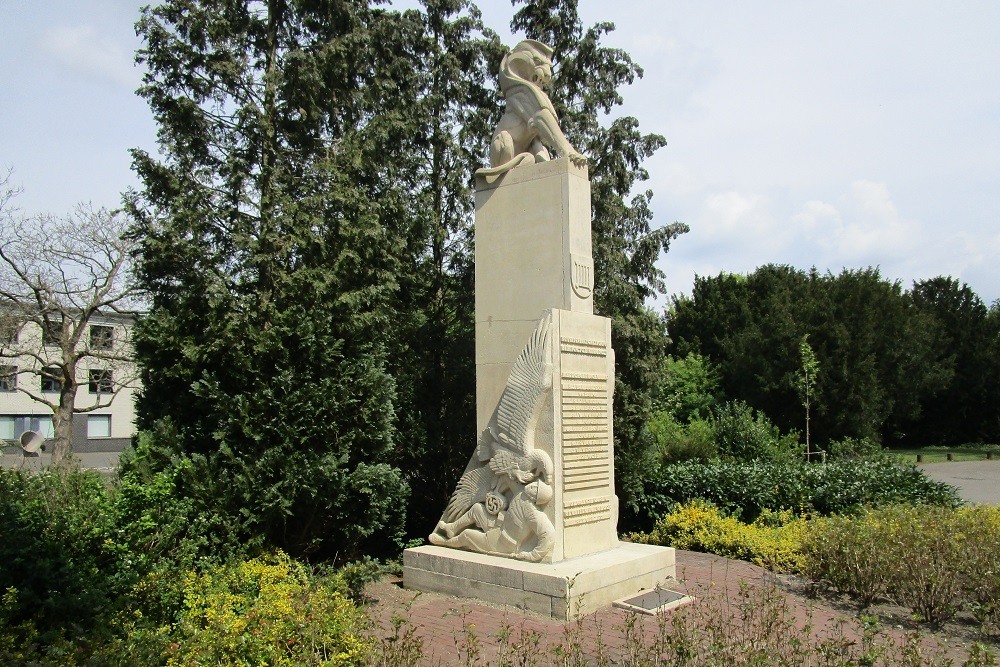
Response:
[128, 0, 419, 558]
[385, 0, 506, 537]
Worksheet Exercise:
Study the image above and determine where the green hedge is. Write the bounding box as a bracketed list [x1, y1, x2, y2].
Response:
[635, 459, 961, 527]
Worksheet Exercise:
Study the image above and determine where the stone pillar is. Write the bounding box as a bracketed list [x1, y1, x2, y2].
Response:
[474, 158, 594, 436]
[403, 158, 675, 619]
[475, 159, 617, 561]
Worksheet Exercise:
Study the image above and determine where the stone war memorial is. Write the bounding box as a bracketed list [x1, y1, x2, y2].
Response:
[403, 40, 676, 619]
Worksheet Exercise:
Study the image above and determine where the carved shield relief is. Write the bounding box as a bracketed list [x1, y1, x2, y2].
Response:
[571, 254, 593, 299]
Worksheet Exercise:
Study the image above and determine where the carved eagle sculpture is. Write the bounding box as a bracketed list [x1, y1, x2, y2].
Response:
[439, 315, 554, 524]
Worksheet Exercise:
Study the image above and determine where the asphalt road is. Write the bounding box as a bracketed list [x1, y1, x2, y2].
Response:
[918, 460, 1000, 505]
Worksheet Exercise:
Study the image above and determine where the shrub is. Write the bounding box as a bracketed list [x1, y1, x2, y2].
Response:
[125, 405, 411, 562]
[827, 436, 884, 460]
[647, 412, 717, 463]
[958, 505, 1000, 631]
[636, 459, 961, 528]
[802, 504, 1000, 627]
[712, 400, 803, 463]
[0, 467, 119, 645]
[162, 552, 371, 666]
[335, 556, 394, 603]
[653, 352, 721, 423]
[110, 453, 246, 625]
[886, 506, 968, 625]
[630, 501, 809, 572]
[799, 511, 898, 607]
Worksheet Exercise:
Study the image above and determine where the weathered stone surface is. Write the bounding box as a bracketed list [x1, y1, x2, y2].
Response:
[404, 543, 676, 620]
[476, 40, 586, 179]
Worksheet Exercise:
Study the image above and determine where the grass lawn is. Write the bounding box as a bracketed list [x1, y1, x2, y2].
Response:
[891, 444, 1000, 463]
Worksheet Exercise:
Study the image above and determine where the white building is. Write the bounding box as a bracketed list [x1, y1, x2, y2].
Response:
[0, 313, 137, 453]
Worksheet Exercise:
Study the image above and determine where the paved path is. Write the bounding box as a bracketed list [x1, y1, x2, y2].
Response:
[367, 550, 983, 665]
[919, 460, 1000, 505]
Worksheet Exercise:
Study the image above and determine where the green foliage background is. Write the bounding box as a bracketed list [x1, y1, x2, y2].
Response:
[667, 267, 1000, 448]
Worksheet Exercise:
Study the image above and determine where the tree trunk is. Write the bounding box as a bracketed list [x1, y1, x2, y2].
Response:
[51, 383, 77, 466]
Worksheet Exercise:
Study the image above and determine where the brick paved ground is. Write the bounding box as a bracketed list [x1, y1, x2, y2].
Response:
[367, 549, 988, 665]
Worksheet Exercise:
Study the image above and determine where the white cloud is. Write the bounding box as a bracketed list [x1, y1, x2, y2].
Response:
[663, 181, 916, 300]
[792, 200, 840, 231]
[40, 24, 137, 88]
[655, 188, 795, 298]
[799, 180, 914, 264]
[697, 190, 788, 249]
[784, 182, 1000, 293]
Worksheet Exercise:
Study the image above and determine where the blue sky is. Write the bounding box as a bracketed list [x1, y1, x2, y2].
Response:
[2, 1, 998, 305]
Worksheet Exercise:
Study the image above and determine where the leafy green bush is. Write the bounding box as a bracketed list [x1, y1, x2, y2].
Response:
[0, 467, 119, 646]
[111, 446, 246, 625]
[800, 512, 897, 607]
[647, 396, 804, 465]
[630, 501, 809, 572]
[647, 412, 717, 463]
[0, 448, 250, 662]
[713, 400, 803, 463]
[827, 436, 885, 460]
[635, 459, 961, 527]
[335, 556, 395, 603]
[125, 417, 409, 561]
[653, 352, 721, 422]
[959, 505, 1000, 632]
[635, 500, 1000, 633]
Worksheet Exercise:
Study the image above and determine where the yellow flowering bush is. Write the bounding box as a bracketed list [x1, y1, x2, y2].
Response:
[803, 504, 1000, 627]
[166, 552, 371, 666]
[630, 501, 810, 572]
[636, 502, 1000, 630]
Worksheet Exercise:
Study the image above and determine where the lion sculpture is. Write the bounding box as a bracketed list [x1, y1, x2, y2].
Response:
[477, 40, 587, 178]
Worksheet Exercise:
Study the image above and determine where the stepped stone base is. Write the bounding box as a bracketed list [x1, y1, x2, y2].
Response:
[403, 543, 676, 620]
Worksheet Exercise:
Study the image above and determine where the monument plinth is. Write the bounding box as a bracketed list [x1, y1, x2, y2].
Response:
[403, 40, 674, 619]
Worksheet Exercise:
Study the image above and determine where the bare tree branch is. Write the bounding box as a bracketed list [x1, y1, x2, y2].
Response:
[0, 171, 144, 465]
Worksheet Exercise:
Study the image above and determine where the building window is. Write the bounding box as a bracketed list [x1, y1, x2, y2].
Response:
[0, 415, 53, 441]
[41, 366, 62, 393]
[89, 325, 114, 350]
[0, 416, 14, 441]
[0, 365, 15, 391]
[88, 369, 113, 394]
[32, 416, 54, 438]
[87, 415, 112, 438]
[42, 319, 63, 347]
[0, 321, 18, 345]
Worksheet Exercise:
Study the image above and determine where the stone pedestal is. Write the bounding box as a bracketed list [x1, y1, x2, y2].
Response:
[404, 543, 676, 620]
[403, 158, 675, 618]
